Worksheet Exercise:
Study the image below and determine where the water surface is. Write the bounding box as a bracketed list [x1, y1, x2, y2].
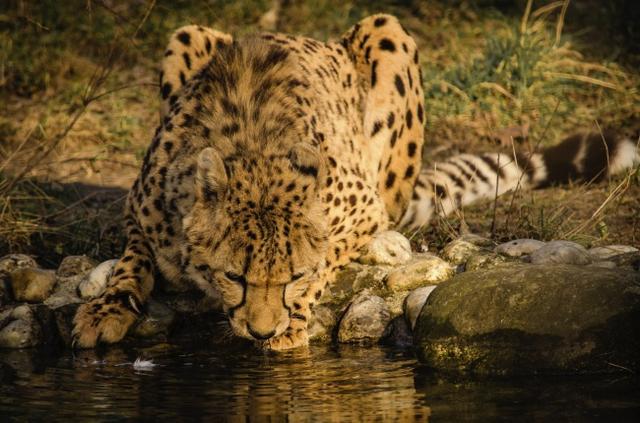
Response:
[1, 342, 639, 421]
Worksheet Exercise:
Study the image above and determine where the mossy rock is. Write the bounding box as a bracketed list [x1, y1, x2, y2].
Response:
[414, 264, 640, 376]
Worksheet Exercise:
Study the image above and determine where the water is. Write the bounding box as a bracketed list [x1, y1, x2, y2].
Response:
[1, 342, 639, 421]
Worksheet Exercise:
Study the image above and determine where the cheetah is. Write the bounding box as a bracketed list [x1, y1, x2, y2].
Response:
[72, 14, 639, 349]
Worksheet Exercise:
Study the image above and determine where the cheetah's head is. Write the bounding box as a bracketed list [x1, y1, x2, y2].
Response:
[184, 144, 328, 342]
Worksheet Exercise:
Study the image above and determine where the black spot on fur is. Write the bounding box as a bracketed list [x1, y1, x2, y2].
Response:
[177, 31, 191, 46]
[394, 75, 405, 96]
[408, 142, 417, 157]
[161, 83, 172, 100]
[371, 120, 383, 137]
[371, 60, 378, 87]
[374, 17, 387, 27]
[385, 171, 396, 188]
[406, 110, 413, 129]
[379, 38, 396, 52]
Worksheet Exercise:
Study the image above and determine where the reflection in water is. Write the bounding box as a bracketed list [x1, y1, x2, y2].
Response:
[1, 342, 639, 420]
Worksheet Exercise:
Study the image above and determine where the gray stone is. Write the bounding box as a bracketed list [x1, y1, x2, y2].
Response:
[358, 231, 412, 266]
[442, 239, 483, 264]
[465, 252, 508, 271]
[337, 291, 391, 344]
[330, 263, 389, 306]
[43, 290, 83, 309]
[78, 259, 118, 299]
[386, 254, 454, 292]
[0, 273, 12, 306]
[403, 285, 437, 330]
[0, 305, 48, 349]
[380, 316, 413, 348]
[414, 264, 640, 375]
[0, 255, 38, 306]
[11, 268, 56, 303]
[608, 252, 640, 271]
[495, 239, 545, 257]
[308, 305, 337, 341]
[529, 240, 592, 265]
[589, 245, 639, 261]
[0, 254, 38, 273]
[56, 255, 98, 278]
[0, 319, 39, 349]
[132, 299, 175, 339]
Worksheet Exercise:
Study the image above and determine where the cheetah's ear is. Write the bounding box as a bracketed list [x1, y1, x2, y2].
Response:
[196, 147, 228, 202]
[288, 143, 325, 187]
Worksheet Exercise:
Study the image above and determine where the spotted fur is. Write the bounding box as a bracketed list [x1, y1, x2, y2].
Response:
[73, 14, 423, 349]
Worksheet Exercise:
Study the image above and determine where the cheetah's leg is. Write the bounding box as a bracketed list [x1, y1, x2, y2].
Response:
[341, 14, 425, 224]
[72, 212, 154, 348]
[160, 25, 233, 117]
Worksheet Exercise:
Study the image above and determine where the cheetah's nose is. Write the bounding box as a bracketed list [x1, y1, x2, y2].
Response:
[247, 324, 276, 340]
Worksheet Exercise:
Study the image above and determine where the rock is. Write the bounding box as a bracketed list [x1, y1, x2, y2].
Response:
[442, 238, 483, 264]
[0, 255, 38, 306]
[308, 305, 337, 341]
[78, 259, 118, 299]
[414, 264, 640, 375]
[403, 285, 437, 330]
[10, 268, 56, 303]
[0, 273, 12, 306]
[465, 252, 508, 271]
[330, 263, 389, 307]
[386, 254, 454, 292]
[358, 231, 412, 266]
[528, 240, 592, 265]
[0, 320, 39, 349]
[380, 316, 413, 348]
[132, 299, 175, 339]
[495, 239, 545, 257]
[608, 252, 640, 271]
[337, 292, 391, 344]
[56, 255, 98, 278]
[589, 245, 639, 261]
[0, 254, 38, 273]
[588, 261, 617, 269]
[0, 305, 42, 349]
[43, 290, 83, 309]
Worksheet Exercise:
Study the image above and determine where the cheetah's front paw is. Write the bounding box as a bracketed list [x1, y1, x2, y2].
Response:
[72, 291, 141, 348]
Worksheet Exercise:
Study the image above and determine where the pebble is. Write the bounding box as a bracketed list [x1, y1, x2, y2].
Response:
[11, 268, 56, 303]
[337, 291, 391, 344]
[0, 254, 38, 274]
[529, 240, 592, 265]
[386, 254, 454, 291]
[495, 239, 545, 257]
[588, 245, 639, 261]
[465, 252, 508, 271]
[308, 305, 337, 341]
[57, 255, 98, 278]
[403, 285, 437, 330]
[77, 259, 118, 299]
[358, 231, 412, 266]
[132, 299, 175, 339]
[0, 305, 40, 349]
[442, 239, 483, 264]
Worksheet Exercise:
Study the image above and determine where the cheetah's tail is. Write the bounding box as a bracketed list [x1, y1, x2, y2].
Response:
[399, 129, 640, 230]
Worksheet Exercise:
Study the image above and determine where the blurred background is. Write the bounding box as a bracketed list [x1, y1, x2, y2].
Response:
[1, 0, 639, 265]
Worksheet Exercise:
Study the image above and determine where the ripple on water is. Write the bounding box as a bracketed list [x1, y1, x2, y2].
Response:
[1, 344, 639, 420]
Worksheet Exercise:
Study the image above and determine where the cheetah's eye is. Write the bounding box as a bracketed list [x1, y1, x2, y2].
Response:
[224, 272, 245, 284]
[291, 272, 306, 282]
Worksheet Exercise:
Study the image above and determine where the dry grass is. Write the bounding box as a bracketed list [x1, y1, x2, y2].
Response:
[1, 0, 639, 263]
